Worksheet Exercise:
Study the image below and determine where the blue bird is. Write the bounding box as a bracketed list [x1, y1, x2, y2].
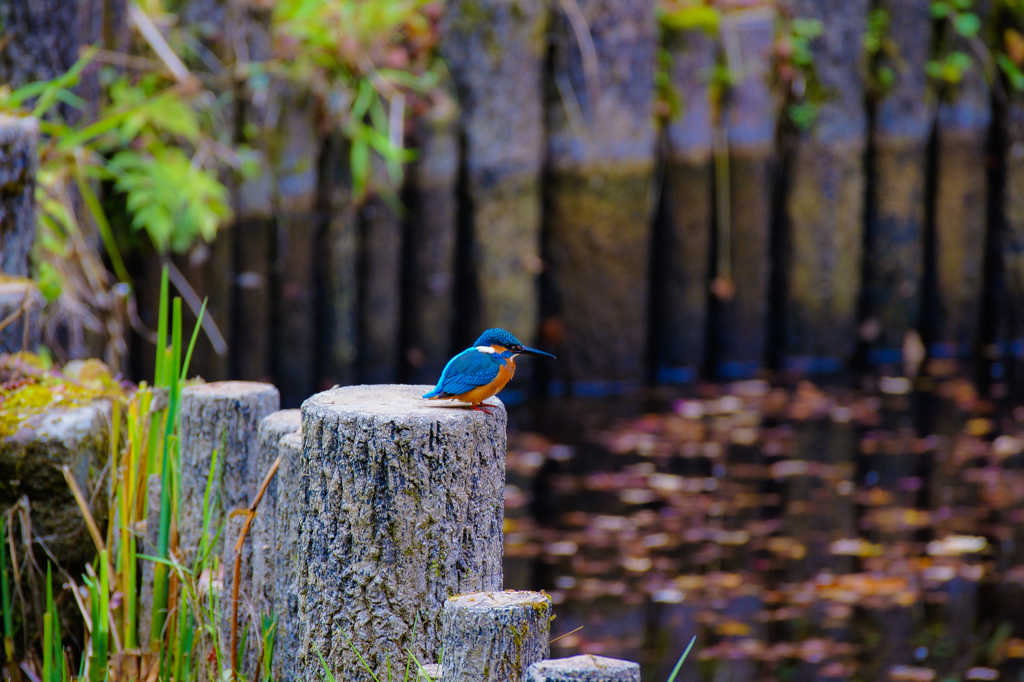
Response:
[423, 328, 555, 413]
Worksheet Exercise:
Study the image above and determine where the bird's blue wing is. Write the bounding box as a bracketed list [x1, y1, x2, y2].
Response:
[427, 349, 500, 397]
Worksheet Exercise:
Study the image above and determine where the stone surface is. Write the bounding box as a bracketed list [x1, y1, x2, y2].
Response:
[0, 280, 43, 353]
[417, 663, 442, 681]
[250, 410, 302, 622]
[442, 0, 547, 340]
[545, 0, 656, 387]
[294, 385, 505, 682]
[526, 655, 640, 681]
[0, 116, 39, 278]
[441, 590, 552, 682]
[0, 401, 110, 565]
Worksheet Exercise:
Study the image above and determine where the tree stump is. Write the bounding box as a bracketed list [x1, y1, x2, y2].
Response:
[269, 430, 304, 682]
[0, 116, 39, 278]
[0, 280, 43, 354]
[440, 591, 552, 682]
[294, 385, 505, 682]
[178, 381, 279, 655]
[250, 410, 301, 623]
[138, 473, 161, 646]
[526, 655, 641, 681]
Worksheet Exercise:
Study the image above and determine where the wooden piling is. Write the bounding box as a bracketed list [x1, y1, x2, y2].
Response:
[441, 0, 547, 340]
[272, 92, 320, 407]
[0, 280, 43, 354]
[932, 55, 991, 360]
[269, 430, 303, 682]
[359, 197, 403, 383]
[782, 0, 869, 372]
[717, 8, 776, 379]
[864, 0, 932, 363]
[526, 655, 640, 681]
[656, 27, 715, 384]
[0, 115, 39, 278]
[545, 0, 657, 388]
[1003, 100, 1024, 364]
[440, 591, 552, 682]
[293, 386, 505, 681]
[406, 94, 460, 385]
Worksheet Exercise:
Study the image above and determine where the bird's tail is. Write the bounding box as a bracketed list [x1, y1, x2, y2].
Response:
[422, 386, 446, 399]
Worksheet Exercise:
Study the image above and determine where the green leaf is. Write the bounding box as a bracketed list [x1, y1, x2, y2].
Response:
[953, 12, 981, 37]
[931, 2, 951, 18]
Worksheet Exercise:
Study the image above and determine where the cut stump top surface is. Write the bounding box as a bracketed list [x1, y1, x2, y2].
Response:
[303, 384, 505, 419]
[528, 654, 640, 674]
[447, 590, 550, 611]
[182, 380, 279, 400]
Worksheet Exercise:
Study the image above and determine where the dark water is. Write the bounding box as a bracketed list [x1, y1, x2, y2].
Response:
[503, 377, 1024, 682]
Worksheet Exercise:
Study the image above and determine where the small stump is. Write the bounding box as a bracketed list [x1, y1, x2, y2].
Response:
[295, 385, 505, 682]
[526, 655, 641, 681]
[441, 590, 552, 682]
[271, 430, 304, 682]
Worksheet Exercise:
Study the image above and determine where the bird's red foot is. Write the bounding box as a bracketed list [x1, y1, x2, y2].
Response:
[472, 403, 494, 415]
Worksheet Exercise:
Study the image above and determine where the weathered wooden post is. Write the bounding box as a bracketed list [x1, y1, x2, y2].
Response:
[782, 0, 868, 372]
[250, 410, 302, 619]
[717, 8, 776, 379]
[1003, 100, 1024, 372]
[864, 0, 931, 365]
[322, 134, 359, 387]
[271, 92, 320, 406]
[407, 93, 459, 384]
[293, 386, 505, 682]
[178, 380, 279, 655]
[932, 5, 992, 360]
[0, 115, 39, 278]
[526, 655, 640, 681]
[440, 591, 552, 682]
[441, 0, 547, 341]
[0, 281, 43, 354]
[359, 196, 403, 383]
[656, 24, 715, 384]
[546, 0, 657, 389]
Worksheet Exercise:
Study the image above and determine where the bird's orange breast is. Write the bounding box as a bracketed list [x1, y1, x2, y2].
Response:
[453, 357, 516, 405]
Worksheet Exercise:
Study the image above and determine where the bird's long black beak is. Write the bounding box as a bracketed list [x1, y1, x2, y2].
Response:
[516, 345, 556, 359]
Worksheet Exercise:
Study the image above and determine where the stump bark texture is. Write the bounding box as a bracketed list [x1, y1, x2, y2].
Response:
[250, 409, 301, 622]
[294, 385, 505, 682]
[178, 380, 279, 644]
[440, 590, 552, 682]
[269, 429, 303, 682]
[526, 655, 641, 681]
[0, 116, 39, 278]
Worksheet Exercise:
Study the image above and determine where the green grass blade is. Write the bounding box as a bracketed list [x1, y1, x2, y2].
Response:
[0, 518, 14, 661]
[171, 297, 182, 397]
[666, 635, 697, 682]
[342, 633, 382, 682]
[74, 172, 131, 284]
[155, 266, 169, 386]
[315, 647, 338, 682]
[180, 297, 207, 383]
[43, 612, 53, 682]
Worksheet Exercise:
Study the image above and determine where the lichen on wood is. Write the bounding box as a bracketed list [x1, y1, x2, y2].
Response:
[294, 385, 505, 682]
[440, 590, 552, 682]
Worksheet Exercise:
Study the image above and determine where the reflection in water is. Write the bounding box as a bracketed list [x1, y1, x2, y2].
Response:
[504, 379, 1024, 681]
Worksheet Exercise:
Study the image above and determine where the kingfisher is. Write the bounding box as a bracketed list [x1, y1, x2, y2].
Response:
[422, 328, 555, 413]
